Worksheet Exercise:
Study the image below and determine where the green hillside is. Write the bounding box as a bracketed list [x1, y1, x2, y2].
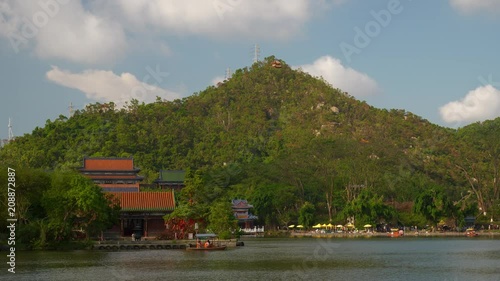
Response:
[1, 56, 499, 231]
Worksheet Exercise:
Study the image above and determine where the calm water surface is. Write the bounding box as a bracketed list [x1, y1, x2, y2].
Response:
[4, 237, 500, 281]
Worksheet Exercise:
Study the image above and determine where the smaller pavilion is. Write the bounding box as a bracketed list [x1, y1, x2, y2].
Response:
[232, 199, 258, 229]
[154, 170, 186, 191]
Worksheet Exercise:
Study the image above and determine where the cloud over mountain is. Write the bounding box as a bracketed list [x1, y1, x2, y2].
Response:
[46, 66, 180, 106]
[439, 85, 500, 125]
[295, 56, 380, 98]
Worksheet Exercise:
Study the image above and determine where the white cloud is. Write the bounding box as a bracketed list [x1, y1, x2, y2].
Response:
[92, 0, 343, 40]
[46, 66, 181, 106]
[450, 0, 500, 14]
[211, 76, 225, 86]
[295, 56, 380, 97]
[0, 0, 126, 64]
[1, 1, 346, 64]
[439, 85, 500, 125]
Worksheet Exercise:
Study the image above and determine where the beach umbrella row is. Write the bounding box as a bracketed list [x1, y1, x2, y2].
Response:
[291, 223, 374, 229]
[320, 223, 374, 228]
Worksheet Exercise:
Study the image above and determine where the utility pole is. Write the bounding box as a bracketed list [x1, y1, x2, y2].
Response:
[253, 43, 260, 63]
[8, 118, 14, 142]
[225, 67, 232, 80]
[69, 102, 74, 117]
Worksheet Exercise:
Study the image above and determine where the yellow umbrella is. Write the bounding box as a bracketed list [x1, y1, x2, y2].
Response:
[336, 225, 343, 228]
[326, 223, 333, 228]
[288, 225, 295, 228]
[346, 223, 354, 228]
[364, 224, 372, 228]
[312, 224, 322, 228]
[321, 224, 327, 228]
[296, 225, 304, 228]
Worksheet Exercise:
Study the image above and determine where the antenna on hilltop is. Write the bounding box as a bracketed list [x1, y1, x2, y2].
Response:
[8, 118, 14, 142]
[225, 67, 232, 80]
[252, 44, 260, 63]
[69, 102, 74, 117]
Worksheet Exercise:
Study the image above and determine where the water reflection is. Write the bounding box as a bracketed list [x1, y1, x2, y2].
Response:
[5, 237, 500, 281]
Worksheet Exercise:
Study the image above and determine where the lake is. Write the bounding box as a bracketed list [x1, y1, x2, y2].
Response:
[4, 237, 500, 281]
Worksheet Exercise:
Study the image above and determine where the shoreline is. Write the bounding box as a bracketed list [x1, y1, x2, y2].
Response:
[289, 230, 500, 238]
[4, 232, 499, 251]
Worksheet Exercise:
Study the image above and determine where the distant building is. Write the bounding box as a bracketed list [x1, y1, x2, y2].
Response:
[154, 170, 186, 191]
[79, 157, 175, 239]
[232, 199, 258, 229]
[79, 157, 144, 192]
[464, 215, 476, 228]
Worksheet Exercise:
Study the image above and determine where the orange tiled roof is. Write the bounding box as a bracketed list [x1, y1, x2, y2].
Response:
[109, 192, 175, 212]
[86, 175, 142, 180]
[99, 183, 140, 188]
[83, 158, 135, 171]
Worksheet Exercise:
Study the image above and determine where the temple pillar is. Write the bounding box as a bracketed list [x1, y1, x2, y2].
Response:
[120, 217, 124, 237]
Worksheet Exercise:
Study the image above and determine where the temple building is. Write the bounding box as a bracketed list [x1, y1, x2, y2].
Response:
[79, 157, 144, 192]
[106, 192, 175, 238]
[79, 157, 175, 239]
[154, 170, 186, 191]
[232, 199, 258, 229]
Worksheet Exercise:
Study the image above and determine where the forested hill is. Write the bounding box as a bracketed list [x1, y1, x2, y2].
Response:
[1, 56, 450, 172]
[1, 56, 499, 227]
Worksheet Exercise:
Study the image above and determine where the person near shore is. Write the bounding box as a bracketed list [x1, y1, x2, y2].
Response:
[204, 240, 211, 248]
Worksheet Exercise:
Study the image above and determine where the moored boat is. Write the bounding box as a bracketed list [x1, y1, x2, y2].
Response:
[465, 228, 478, 237]
[187, 233, 227, 251]
[186, 245, 227, 251]
[388, 228, 404, 237]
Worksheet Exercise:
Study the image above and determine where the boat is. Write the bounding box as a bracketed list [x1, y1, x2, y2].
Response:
[187, 233, 227, 251]
[186, 245, 227, 251]
[465, 228, 478, 237]
[388, 228, 404, 237]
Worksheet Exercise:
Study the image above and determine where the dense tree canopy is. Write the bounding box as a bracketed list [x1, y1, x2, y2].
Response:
[1, 57, 499, 236]
[0, 168, 118, 249]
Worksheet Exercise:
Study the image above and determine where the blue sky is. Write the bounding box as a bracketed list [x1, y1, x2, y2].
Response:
[1, 0, 500, 141]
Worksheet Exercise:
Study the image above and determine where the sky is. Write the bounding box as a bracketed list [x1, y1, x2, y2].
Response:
[0, 0, 499, 141]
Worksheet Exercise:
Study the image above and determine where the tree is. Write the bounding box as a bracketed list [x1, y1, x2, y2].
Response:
[298, 202, 315, 228]
[43, 172, 119, 242]
[0, 167, 51, 248]
[454, 119, 500, 221]
[413, 187, 453, 227]
[342, 189, 395, 228]
[251, 182, 298, 228]
[207, 200, 237, 239]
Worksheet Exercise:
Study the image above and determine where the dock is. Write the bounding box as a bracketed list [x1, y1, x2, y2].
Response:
[93, 239, 244, 250]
